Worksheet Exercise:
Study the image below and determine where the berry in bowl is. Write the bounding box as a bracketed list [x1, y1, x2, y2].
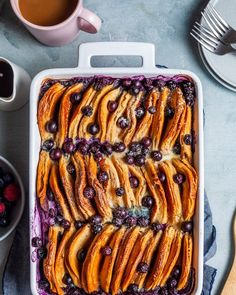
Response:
[0, 156, 25, 241]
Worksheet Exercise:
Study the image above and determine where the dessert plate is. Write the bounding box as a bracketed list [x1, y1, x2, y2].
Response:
[198, 0, 236, 92]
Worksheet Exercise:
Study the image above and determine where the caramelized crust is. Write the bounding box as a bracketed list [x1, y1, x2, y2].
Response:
[159, 161, 182, 224]
[161, 88, 186, 154]
[177, 234, 193, 290]
[82, 224, 116, 293]
[172, 158, 198, 221]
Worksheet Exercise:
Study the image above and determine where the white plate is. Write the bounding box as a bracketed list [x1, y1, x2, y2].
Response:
[29, 42, 204, 295]
[198, 0, 236, 91]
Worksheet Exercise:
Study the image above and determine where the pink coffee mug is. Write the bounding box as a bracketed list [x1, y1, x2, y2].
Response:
[10, 0, 102, 46]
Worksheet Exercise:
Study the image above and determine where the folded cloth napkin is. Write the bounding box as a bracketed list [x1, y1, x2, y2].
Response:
[3, 68, 217, 295]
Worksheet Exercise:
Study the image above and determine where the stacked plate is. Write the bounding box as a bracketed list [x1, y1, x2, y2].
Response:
[199, 0, 236, 92]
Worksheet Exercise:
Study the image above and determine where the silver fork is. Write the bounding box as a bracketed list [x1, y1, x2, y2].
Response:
[190, 23, 236, 55]
[202, 4, 236, 45]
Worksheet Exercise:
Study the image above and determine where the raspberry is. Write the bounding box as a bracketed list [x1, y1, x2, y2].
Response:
[3, 183, 21, 202]
[0, 202, 6, 214]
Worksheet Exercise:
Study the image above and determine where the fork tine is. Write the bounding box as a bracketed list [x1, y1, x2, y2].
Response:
[203, 9, 224, 35]
[209, 4, 230, 29]
[206, 5, 227, 33]
[201, 11, 221, 38]
[192, 28, 218, 47]
[190, 32, 215, 53]
[195, 22, 216, 38]
[193, 25, 220, 43]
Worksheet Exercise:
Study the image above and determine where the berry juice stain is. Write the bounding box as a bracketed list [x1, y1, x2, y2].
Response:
[0, 61, 14, 98]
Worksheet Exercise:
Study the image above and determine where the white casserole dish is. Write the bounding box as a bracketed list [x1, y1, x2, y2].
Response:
[29, 42, 204, 295]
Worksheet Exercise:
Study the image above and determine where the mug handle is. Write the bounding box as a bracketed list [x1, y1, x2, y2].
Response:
[78, 7, 102, 34]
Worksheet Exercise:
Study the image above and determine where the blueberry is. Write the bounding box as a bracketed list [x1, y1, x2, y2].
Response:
[137, 216, 149, 227]
[97, 171, 109, 183]
[133, 80, 142, 88]
[67, 162, 75, 175]
[87, 123, 100, 135]
[158, 172, 166, 182]
[70, 92, 82, 104]
[137, 262, 149, 273]
[113, 217, 123, 227]
[74, 220, 84, 230]
[113, 207, 128, 219]
[37, 247, 47, 259]
[94, 152, 103, 162]
[129, 176, 139, 188]
[173, 142, 181, 155]
[172, 266, 181, 278]
[117, 116, 129, 129]
[154, 79, 166, 90]
[131, 86, 140, 95]
[185, 94, 195, 106]
[168, 278, 178, 289]
[128, 284, 139, 292]
[38, 279, 49, 290]
[63, 273, 73, 285]
[160, 287, 168, 295]
[83, 187, 96, 199]
[77, 142, 90, 155]
[42, 139, 54, 151]
[125, 216, 137, 227]
[184, 134, 192, 145]
[125, 155, 135, 165]
[116, 187, 125, 196]
[49, 148, 62, 161]
[108, 101, 118, 112]
[135, 155, 146, 167]
[82, 106, 93, 117]
[173, 173, 185, 184]
[101, 142, 113, 155]
[135, 106, 145, 119]
[61, 219, 71, 229]
[141, 137, 152, 147]
[92, 224, 103, 234]
[46, 120, 57, 133]
[63, 141, 75, 154]
[101, 246, 112, 256]
[0, 217, 9, 227]
[142, 196, 153, 208]
[123, 79, 132, 88]
[129, 142, 142, 154]
[165, 106, 175, 119]
[182, 221, 193, 233]
[151, 150, 162, 161]
[77, 249, 86, 262]
[151, 222, 163, 232]
[89, 142, 101, 154]
[46, 188, 54, 201]
[148, 106, 157, 114]
[90, 215, 102, 225]
[142, 147, 150, 156]
[32, 237, 43, 248]
[113, 142, 126, 153]
[167, 80, 177, 90]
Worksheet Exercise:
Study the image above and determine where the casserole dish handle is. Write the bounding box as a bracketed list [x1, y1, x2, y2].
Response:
[78, 42, 156, 70]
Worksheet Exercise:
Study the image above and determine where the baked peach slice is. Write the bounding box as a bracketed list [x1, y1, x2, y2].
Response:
[38, 82, 65, 141]
[159, 161, 182, 224]
[161, 88, 186, 154]
[56, 83, 84, 147]
[121, 229, 154, 291]
[145, 226, 176, 290]
[111, 226, 142, 295]
[49, 164, 72, 222]
[180, 105, 193, 163]
[135, 231, 163, 289]
[78, 84, 114, 139]
[177, 233, 193, 290]
[141, 159, 167, 224]
[59, 156, 84, 221]
[54, 226, 76, 295]
[100, 226, 127, 293]
[65, 224, 92, 287]
[43, 225, 62, 293]
[151, 87, 170, 150]
[68, 85, 97, 139]
[133, 89, 159, 142]
[172, 158, 198, 221]
[160, 230, 183, 286]
[36, 151, 52, 211]
[81, 224, 116, 293]
[72, 152, 96, 220]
